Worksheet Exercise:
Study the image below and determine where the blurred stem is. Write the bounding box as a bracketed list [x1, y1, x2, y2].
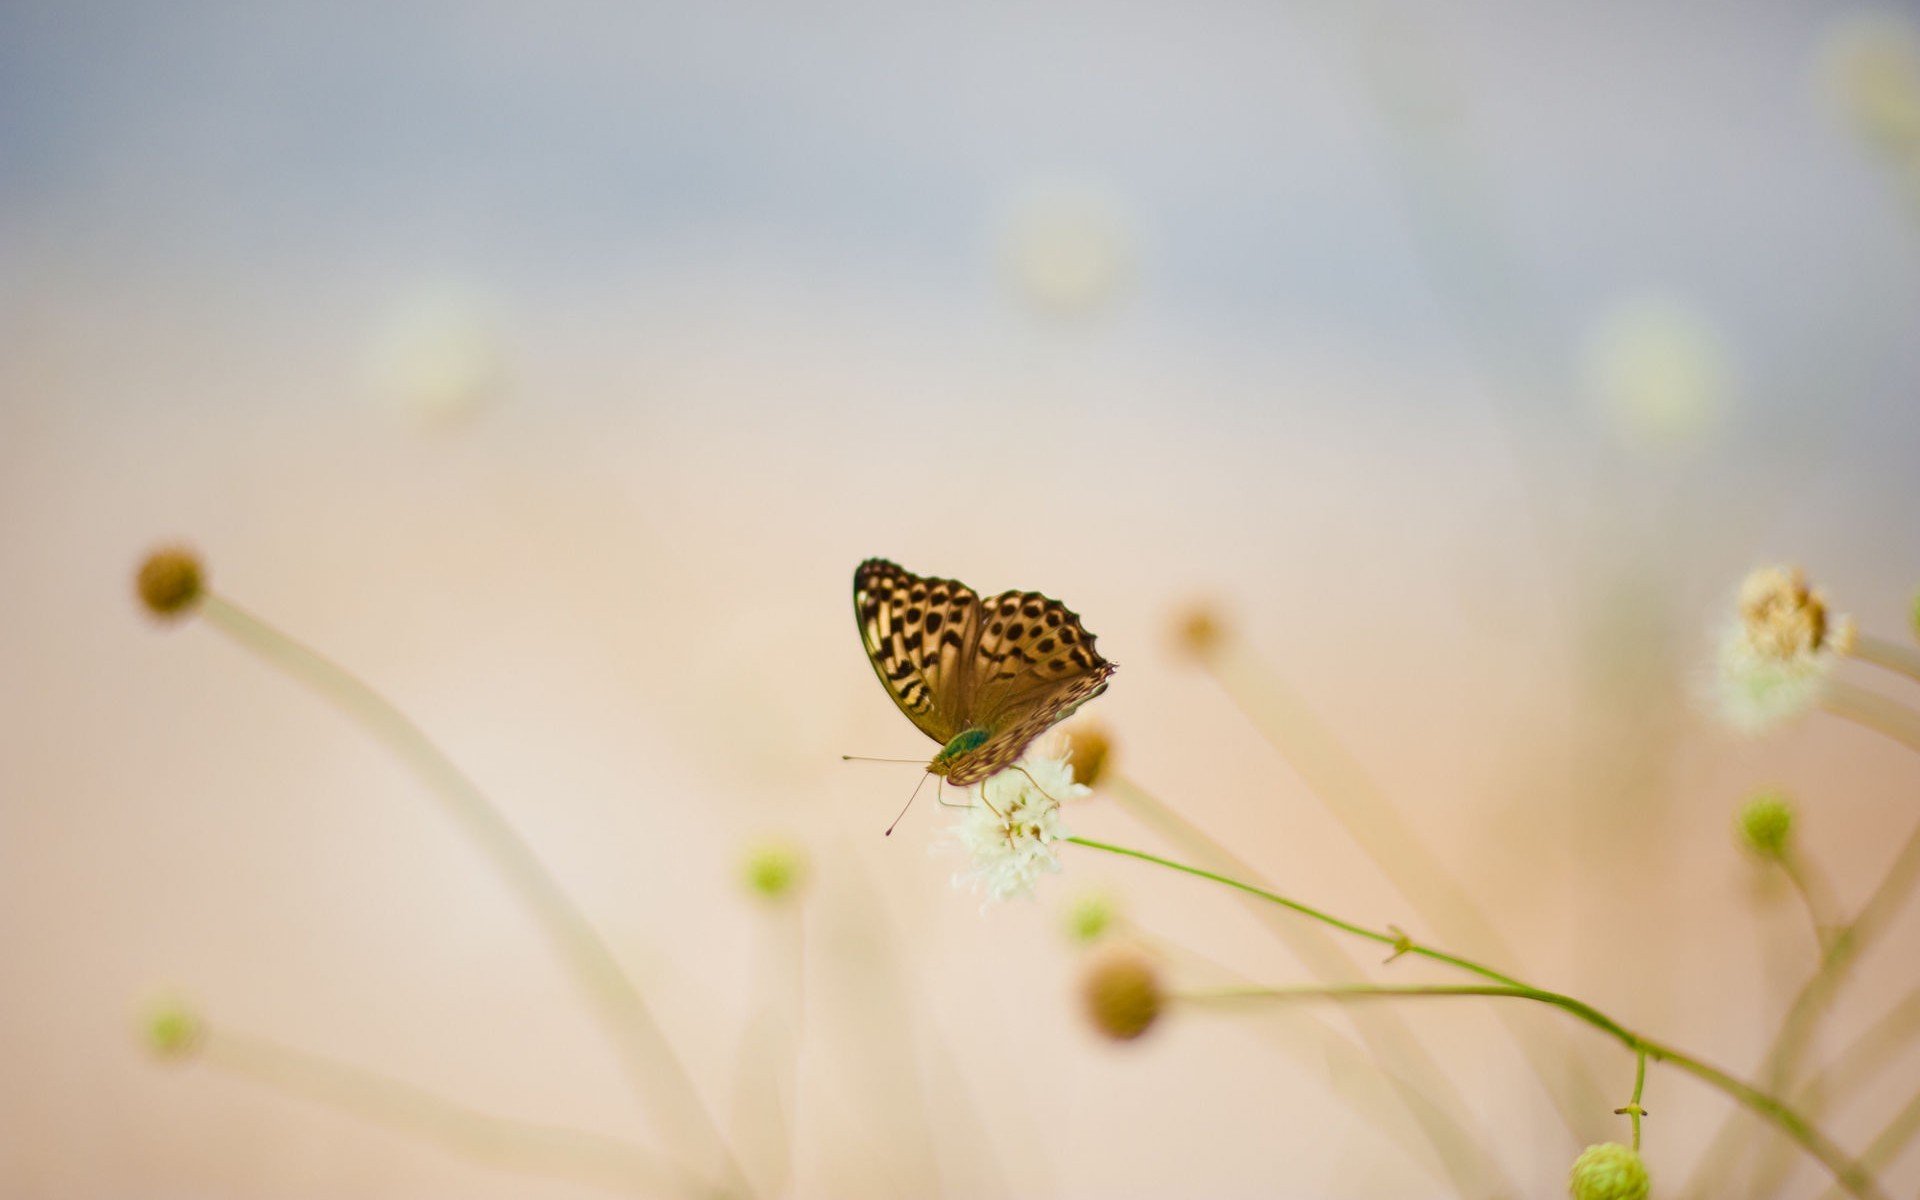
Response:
[1816, 1088, 1920, 1200]
[1201, 640, 1612, 1136]
[1120, 917, 1464, 1192]
[1779, 850, 1842, 956]
[1821, 680, 1920, 756]
[1071, 836, 1887, 1200]
[1682, 802, 1920, 1198]
[200, 1026, 671, 1196]
[730, 905, 804, 1198]
[1798, 988, 1920, 1109]
[1851, 635, 1920, 688]
[1105, 772, 1510, 1198]
[199, 593, 752, 1200]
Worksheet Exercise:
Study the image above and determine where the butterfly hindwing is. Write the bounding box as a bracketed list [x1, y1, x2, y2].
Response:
[853, 558, 981, 744]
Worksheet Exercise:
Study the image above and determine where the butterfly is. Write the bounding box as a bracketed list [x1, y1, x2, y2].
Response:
[853, 558, 1116, 787]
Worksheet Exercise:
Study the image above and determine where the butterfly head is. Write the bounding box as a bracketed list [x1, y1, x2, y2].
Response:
[928, 727, 991, 777]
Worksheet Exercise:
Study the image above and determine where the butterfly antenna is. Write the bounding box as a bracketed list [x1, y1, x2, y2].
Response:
[884, 771, 933, 837]
[842, 754, 926, 765]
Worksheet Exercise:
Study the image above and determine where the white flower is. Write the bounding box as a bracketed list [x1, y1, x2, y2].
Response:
[1713, 565, 1855, 734]
[997, 181, 1134, 318]
[945, 753, 1088, 904]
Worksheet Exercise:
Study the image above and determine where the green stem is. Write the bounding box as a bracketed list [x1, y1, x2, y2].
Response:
[199, 594, 752, 1200]
[1103, 775, 1511, 1197]
[1068, 836, 1887, 1200]
[1778, 850, 1841, 956]
[1205, 645, 1611, 1136]
[201, 1028, 671, 1196]
[1683, 803, 1920, 1197]
[1797, 988, 1920, 1108]
[1622, 1047, 1648, 1151]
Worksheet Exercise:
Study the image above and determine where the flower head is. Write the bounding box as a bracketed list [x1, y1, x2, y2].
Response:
[1713, 565, 1854, 734]
[1080, 948, 1163, 1042]
[946, 753, 1087, 903]
[1737, 790, 1796, 859]
[740, 838, 807, 903]
[136, 547, 205, 620]
[1169, 601, 1227, 662]
[1568, 1142, 1650, 1200]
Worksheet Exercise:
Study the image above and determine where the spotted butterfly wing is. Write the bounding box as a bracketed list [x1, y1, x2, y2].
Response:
[854, 559, 1115, 786]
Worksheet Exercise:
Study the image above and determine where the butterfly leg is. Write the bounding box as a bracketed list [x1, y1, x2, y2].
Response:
[1011, 764, 1066, 809]
[932, 778, 976, 809]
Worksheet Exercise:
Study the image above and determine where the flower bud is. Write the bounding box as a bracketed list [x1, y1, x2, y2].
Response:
[1062, 890, 1118, 945]
[135, 547, 204, 619]
[1568, 1142, 1649, 1200]
[740, 839, 807, 903]
[1061, 722, 1111, 788]
[141, 997, 204, 1062]
[1080, 949, 1162, 1042]
[1737, 790, 1795, 859]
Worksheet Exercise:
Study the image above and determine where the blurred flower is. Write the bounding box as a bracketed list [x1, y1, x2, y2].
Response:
[1168, 600, 1227, 663]
[1583, 295, 1732, 452]
[740, 838, 808, 903]
[140, 997, 204, 1062]
[1713, 565, 1855, 734]
[947, 754, 1086, 903]
[368, 288, 509, 425]
[1567, 1142, 1649, 1200]
[1737, 789, 1796, 858]
[998, 181, 1135, 318]
[135, 546, 205, 620]
[1062, 890, 1119, 944]
[1822, 13, 1920, 155]
[1079, 948, 1162, 1042]
[1060, 722, 1112, 788]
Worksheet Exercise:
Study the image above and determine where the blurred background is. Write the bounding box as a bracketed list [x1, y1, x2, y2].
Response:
[3, 2, 1919, 1196]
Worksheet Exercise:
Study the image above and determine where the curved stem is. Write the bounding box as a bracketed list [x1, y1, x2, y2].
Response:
[202, 1027, 672, 1196]
[200, 594, 752, 1199]
[1069, 836, 1888, 1200]
[1622, 1047, 1648, 1151]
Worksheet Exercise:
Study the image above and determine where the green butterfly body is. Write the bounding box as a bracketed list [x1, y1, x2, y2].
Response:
[854, 559, 1116, 785]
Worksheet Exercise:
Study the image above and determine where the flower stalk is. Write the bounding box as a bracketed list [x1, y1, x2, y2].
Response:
[1067, 836, 1887, 1200]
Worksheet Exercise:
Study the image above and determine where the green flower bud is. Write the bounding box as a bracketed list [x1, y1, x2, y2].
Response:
[141, 998, 204, 1062]
[740, 839, 807, 903]
[1062, 891, 1117, 944]
[135, 547, 204, 620]
[1568, 1142, 1650, 1200]
[1737, 790, 1795, 858]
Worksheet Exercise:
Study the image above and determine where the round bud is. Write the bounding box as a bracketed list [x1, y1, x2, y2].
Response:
[1062, 891, 1118, 944]
[740, 839, 807, 903]
[1062, 723, 1111, 788]
[1169, 602, 1226, 661]
[135, 547, 205, 619]
[141, 998, 204, 1062]
[1568, 1142, 1650, 1200]
[1737, 790, 1795, 858]
[1080, 949, 1162, 1042]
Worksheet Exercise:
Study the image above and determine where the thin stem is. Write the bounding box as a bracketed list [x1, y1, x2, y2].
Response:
[1798, 988, 1920, 1108]
[1685, 804, 1920, 1196]
[1851, 634, 1920, 688]
[1822, 680, 1920, 756]
[199, 594, 752, 1199]
[1103, 774, 1511, 1197]
[1621, 1047, 1648, 1151]
[1778, 851, 1842, 956]
[1204, 645, 1611, 1137]
[201, 1028, 672, 1196]
[1070, 836, 1888, 1200]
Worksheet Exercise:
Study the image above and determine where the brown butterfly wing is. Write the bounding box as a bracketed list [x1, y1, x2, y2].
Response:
[853, 558, 984, 746]
[943, 588, 1116, 786]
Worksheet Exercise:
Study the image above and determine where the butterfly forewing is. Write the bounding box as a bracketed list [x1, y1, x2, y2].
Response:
[853, 559, 982, 744]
